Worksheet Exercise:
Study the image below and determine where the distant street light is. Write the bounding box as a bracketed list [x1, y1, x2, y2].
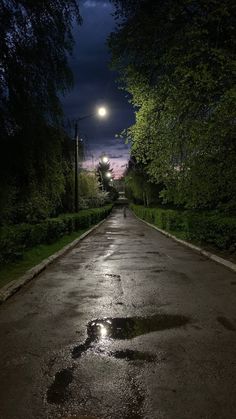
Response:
[106, 172, 112, 178]
[74, 106, 108, 212]
[101, 155, 109, 164]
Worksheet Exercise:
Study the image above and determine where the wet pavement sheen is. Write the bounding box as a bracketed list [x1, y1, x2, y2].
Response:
[0, 208, 236, 419]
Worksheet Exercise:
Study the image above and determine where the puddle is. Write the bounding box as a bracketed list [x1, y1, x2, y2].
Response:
[105, 274, 121, 280]
[46, 367, 73, 404]
[217, 316, 236, 331]
[72, 338, 93, 359]
[48, 314, 189, 405]
[87, 314, 189, 341]
[72, 314, 189, 359]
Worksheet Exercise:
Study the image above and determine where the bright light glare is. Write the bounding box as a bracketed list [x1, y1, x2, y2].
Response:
[98, 107, 107, 117]
[98, 324, 107, 338]
[106, 172, 112, 178]
[101, 155, 109, 163]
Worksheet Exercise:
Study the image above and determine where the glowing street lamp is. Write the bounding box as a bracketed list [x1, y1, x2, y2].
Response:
[101, 155, 109, 164]
[74, 105, 109, 212]
[106, 172, 112, 178]
[97, 106, 107, 117]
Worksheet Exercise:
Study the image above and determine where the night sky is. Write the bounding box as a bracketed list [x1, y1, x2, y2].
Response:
[62, 0, 135, 178]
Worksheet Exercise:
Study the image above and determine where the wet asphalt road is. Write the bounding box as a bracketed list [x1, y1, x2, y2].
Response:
[0, 207, 236, 419]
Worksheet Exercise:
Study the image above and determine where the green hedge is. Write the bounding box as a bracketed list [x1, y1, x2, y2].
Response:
[131, 204, 236, 250]
[0, 205, 112, 265]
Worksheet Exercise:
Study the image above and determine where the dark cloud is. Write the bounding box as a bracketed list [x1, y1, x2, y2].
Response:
[62, 0, 134, 176]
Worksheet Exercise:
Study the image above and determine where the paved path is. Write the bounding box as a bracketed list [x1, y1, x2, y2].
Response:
[0, 208, 236, 419]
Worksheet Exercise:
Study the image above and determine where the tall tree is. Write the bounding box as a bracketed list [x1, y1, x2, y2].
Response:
[125, 157, 163, 206]
[109, 0, 236, 211]
[0, 0, 81, 135]
[96, 160, 114, 192]
[0, 1, 82, 223]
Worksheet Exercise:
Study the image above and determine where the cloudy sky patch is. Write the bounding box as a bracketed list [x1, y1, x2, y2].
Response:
[62, 0, 134, 178]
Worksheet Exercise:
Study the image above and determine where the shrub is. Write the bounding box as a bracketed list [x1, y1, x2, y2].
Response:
[0, 205, 112, 265]
[130, 204, 236, 250]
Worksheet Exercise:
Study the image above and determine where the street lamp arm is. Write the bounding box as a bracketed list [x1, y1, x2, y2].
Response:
[76, 106, 107, 122]
[76, 113, 96, 122]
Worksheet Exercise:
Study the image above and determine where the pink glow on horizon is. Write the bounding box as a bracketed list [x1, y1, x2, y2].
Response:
[82, 156, 128, 179]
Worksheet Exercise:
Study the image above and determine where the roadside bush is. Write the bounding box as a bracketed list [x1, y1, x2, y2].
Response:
[0, 205, 112, 265]
[130, 204, 236, 251]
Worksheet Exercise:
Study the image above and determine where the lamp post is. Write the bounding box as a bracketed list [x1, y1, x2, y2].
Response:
[74, 106, 107, 212]
[74, 121, 79, 213]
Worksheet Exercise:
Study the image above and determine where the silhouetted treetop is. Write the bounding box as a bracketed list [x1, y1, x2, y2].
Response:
[109, 0, 236, 211]
[0, 0, 81, 136]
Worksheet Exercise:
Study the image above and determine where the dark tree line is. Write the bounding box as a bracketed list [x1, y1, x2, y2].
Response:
[109, 0, 236, 212]
[0, 1, 81, 224]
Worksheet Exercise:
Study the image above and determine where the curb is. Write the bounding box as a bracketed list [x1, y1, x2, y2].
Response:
[0, 218, 107, 304]
[132, 212, 236, 273]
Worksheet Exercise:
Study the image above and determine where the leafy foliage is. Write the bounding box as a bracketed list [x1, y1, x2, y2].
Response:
[110, 0, 236, 211]
[78, 170, 108, 208]
[96, 160, 119, 201]
[0, 125, 76, 224]
[0, 1, 82, 223]
[0, 0, 81, 135]
[96, 160, 113, 191]
[125, 157, 163, 206]
[131, 204, 236, 251]
[0, 205, 113, 265]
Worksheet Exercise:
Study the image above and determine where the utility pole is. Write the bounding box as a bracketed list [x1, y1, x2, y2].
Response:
[73, 106, 108, 212]
[74, 122, 79, 212]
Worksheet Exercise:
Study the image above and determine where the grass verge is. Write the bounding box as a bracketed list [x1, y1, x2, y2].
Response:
[131, 204, 236, 264]
[0, 228, 88, 289]
[141, 219, 236, 265]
